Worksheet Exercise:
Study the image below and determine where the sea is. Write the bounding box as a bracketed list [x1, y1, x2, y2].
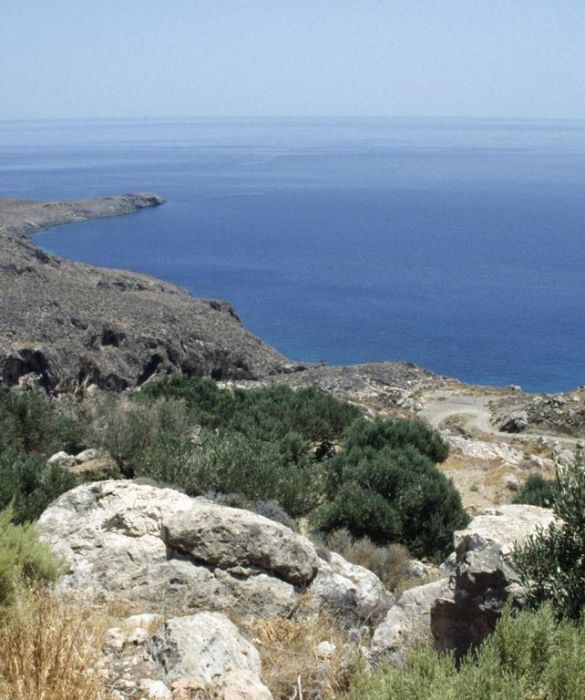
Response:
[1, 117, 584, 393]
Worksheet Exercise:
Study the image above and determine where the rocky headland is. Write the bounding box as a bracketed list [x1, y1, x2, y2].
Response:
[0, 194, 292, 392]
[0, 193, 459, 400]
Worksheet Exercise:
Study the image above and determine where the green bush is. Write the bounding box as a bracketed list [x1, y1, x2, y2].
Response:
[136, 430, 320, 517]
[341, 417, 450, 464]
[0, 389, 81, 523]
[137, 376, 361, 442]
[95, 380, 467, 554]
[0, 506, 62, 606]
[92, 396, 190, 477]
[95, 378, 361, 516]
[514, 454, 585, 619]
[0, 449, 75, 524]
[0, 387, 83, 456]
[513, 473, 557, 508]
[317, 419, 468, 561]
[347, 605, 585, 700]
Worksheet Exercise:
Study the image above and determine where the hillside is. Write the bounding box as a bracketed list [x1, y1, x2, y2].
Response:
[0, 194, 291, 391]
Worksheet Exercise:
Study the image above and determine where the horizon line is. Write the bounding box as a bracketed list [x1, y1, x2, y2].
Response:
[1, 114, 585, 126]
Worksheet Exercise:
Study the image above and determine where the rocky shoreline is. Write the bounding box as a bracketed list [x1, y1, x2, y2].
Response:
[0, 193, 459, 400]
[0, 194, 293, 392]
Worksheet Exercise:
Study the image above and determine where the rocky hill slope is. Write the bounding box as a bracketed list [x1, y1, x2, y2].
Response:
[0, 194, 292, 392]
[1, 193, 453, 400]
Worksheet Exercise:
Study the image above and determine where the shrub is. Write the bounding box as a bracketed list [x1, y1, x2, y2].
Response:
[253, 500, 299, 532]
[347, 604, 585, 700]
[136, 430, 320, 517]
[325, 528, 412, 590]
[136, 374, 235, 428]
[341, 417, 450, 464]
[137, 375, 361, 442]
[0, 449, 75, 524]
[91, 396, 190, 476]
[514, 454, 585, 619]
[0, 506, 61, 607]
[0, 388, 81, 522]
[98, 377, 360, 516]
[513, 473, 557, 508]
[0, 387, 83, 456]
[317, 420, 468, 561]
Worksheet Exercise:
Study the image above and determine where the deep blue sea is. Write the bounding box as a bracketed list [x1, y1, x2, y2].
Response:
[1, 117, 584, 392]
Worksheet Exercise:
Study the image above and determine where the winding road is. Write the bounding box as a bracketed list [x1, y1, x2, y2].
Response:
[422, 390, 582, 447]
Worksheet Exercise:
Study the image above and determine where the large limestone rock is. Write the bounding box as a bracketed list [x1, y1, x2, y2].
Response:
[148, 612, 262, 684]
[430, 504, 555, 657]
[371, 577, 449, 664]
[164, 505, 316, 586]
[38, 481, 389, 622]
[500, 410, 529, 433]
[308, 551, 393, 622]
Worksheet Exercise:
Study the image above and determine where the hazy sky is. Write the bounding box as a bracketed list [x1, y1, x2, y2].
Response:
[2, 0, 584, 120]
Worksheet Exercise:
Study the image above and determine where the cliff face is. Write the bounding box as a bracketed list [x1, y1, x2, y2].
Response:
[0, 194, 290, 392]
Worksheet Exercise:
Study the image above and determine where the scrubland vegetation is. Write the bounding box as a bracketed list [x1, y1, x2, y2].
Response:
[0, 504, 107, 698]
[0, 388, 77, 523]
[1, 377, 584, 698]
[345, 453, 585, 699]
[89, 375, 468, 561]
[348, 604, 585, 700]
[513, 472, 557, 508]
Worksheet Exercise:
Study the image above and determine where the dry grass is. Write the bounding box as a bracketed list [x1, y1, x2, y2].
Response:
[0, 588, 110, 700]
[323, 529, 412, 592]
[249, 615, 357, 700]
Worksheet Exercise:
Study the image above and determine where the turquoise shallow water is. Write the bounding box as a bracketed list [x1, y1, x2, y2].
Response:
[1, 117, 585, 392]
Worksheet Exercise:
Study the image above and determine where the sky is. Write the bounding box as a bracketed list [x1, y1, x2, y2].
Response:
[1, 0, 584, 121]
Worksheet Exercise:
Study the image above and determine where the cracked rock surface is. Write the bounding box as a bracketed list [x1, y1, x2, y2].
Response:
[37, 480, 391, 622]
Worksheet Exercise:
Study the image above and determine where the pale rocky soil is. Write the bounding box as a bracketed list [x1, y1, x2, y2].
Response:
[419, 386, 581, 512]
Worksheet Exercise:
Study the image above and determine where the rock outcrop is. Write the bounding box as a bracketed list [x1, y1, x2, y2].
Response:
[430, 504, 555, 658]
[100, 611, 272, 699]
[369, 505, 555, 664]
[37, 480, 391, 622]
[308, 551, 393, 623]
[499, 410, 529, 433]
[371, 577, 449, 664]
[0, 195, 290, 392]
[149, 612, 262, 685]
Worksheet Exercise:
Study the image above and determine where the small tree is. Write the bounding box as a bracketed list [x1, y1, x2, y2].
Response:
[514, 453, 585, 619]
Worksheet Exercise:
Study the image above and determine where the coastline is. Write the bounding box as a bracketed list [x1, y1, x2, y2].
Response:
[2, 193, 584, 510]
[0, 193, 290, 392]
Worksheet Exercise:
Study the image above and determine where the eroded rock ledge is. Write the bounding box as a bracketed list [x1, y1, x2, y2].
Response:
[38, 480, 392, 622]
